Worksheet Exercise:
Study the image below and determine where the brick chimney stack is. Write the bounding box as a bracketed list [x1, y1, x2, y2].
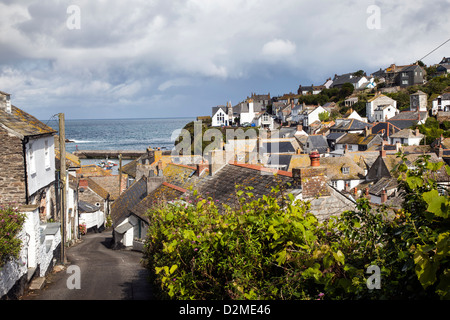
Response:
[196, 161, 208, 176]
[291, 151, 330, 199]
[381, 188, 387, 203]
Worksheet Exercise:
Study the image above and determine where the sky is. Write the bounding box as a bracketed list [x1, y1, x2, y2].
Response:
[0, 0, 449, 120]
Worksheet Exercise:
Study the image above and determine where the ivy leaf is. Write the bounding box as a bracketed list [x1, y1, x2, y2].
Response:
[414, 251, 438, 289]
[170, 264, 178, 274]
[436, 232, 450, 258]
[422, 190, 448, 218]
[333, 250, 345, 265]
[406, 176, 423, 189]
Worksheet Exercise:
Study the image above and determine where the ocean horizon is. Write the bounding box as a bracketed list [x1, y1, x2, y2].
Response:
[47, 117, 195, 154]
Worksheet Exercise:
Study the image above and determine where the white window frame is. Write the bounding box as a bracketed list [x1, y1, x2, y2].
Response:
[28, 143, 36, 175]
[44, 139, 51, 169]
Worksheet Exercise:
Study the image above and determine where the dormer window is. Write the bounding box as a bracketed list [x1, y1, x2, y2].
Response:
[342, 166, 350, 174]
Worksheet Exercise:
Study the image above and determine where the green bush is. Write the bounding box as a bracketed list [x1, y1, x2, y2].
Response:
[0, 205, 26, 268]
[143, 155, 450, 300]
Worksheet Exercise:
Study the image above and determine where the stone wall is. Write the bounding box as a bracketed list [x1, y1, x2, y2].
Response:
[0, 127, 26, 205]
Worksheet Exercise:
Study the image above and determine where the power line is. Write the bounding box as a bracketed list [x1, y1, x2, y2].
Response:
[419, 36, 450, 62]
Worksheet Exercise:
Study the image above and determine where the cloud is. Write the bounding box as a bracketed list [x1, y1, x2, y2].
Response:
[0, 0, 449, 119]
[262, 39, 296, 59]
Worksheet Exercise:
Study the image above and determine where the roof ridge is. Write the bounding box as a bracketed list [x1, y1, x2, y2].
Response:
[230, 161, 293, 177]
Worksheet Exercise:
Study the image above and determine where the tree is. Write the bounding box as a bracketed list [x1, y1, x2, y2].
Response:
[319, 111, 330, 122]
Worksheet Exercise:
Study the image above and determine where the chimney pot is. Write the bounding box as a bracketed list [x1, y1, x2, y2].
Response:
[309, 151, 320, 167]
[381, 188, 387, 203]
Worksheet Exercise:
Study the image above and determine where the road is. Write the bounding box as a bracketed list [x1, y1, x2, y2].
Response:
[22, 231, 154, 300]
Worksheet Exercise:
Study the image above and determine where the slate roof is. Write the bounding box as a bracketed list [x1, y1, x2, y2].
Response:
[131, 182, 184, 224]
[306, 135, 329, 153]
[267, 154, 292, 169]
[331, 73, 365, 87]
[309, 186, 356, 222]
[88, 175, 128, 201]
[369, 177, 398, 196]
[319, 156, 366, 180]
[371, 122, 401, 139]
[162, 163, 207, 190]
[326, 132, 346, 141]
[262, 141, 296, 153]
[367, 153, 449, 181]
[331, 119, 372, 132]
[110, 177, 148, 226]
[336, 133, 381, 146]
[0, 105, 56, 138]
[78, 200, 100, 213]
[390, 128, 424, 139]
[191, 163, 293, 210]
[386, 111, 428, 129]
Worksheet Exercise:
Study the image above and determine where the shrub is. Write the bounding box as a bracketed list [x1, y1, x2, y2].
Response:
[143, 155, 450, 300]
[0, 205, 26, 268]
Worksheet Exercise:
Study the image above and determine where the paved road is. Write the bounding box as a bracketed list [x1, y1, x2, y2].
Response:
[23, 231, 153, 300]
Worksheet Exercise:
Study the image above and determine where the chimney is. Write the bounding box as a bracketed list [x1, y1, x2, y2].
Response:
[147, 176, 164, 195]
[196, 162, 208, 176]
[207, 149, 227, 176]
[79, 179, 88, 188]
[381, 188, 387, 204]
[415, 128, 420, 136]
[292, 159, 330, 199]
[297, 124, 303, 132]
[380, 144, 386, 158]
[364, 126, 370, 137]
[364, 187, 371, 200]
[309, 151, 320, 167]
[438, 146, 444, 158]
[0, 91, 12, 114]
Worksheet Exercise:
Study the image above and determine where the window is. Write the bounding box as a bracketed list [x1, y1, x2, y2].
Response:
[44, 140, 50, 169]
[217, 113, 224, 124]
[28, 143, 36, 174]
[402, 72, 408, 77]
[342, 166, 350, 174]
[331, 181, 338, 188]
[402, 80, 409, 85]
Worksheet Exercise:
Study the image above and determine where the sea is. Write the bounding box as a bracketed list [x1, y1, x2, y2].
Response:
[46, 118, 195, 172]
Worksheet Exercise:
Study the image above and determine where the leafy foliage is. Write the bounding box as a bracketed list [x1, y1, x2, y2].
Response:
[0, 205, 26, 268]
[143, 155, 450, 300]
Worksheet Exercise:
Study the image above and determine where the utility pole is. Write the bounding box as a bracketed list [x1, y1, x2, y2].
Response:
[58, 113, 67, 264]
[118, 154, 122, 196]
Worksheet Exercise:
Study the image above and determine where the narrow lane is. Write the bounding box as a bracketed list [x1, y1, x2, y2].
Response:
[23, 231, 153, 300]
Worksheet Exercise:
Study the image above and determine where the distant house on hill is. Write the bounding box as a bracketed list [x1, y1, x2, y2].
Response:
[389, 128, 424, 146]
[383, 63, 426, 88]
[330, 73, 375, 90]
[366, 93, 398, 123]
[431, 93, 450, 115]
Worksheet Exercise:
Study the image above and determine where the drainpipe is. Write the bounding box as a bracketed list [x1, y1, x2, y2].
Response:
[22, 137, 30, 205]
